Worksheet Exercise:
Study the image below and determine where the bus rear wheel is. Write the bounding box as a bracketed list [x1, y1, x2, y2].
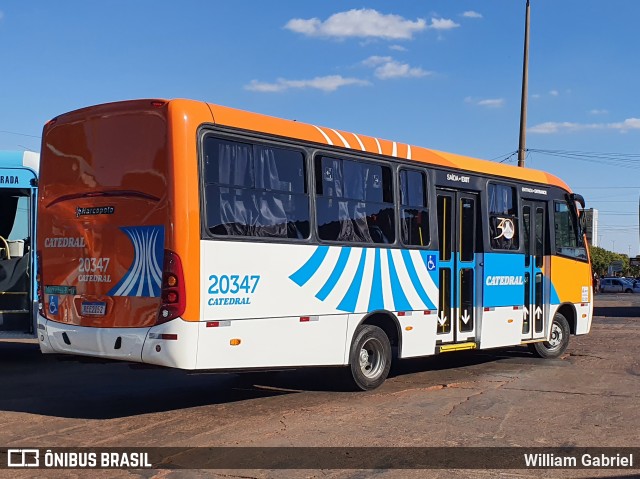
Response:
[348, 325, 391, 391]
[528, 312, 570, 359]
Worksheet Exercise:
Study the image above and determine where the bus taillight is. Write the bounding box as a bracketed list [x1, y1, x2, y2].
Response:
[157, 249, 186, 324]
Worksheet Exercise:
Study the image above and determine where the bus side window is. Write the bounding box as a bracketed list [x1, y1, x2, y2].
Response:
[315, 156, 394, 244]
[488, 183, 519, 250]
[203, 136, 310, 240]
[399, 168, 429, 247]
[554, 200, 586, 259]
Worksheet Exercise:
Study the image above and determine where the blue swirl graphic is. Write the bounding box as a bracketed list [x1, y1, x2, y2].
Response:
[108, 225, 164, 297]
[289, 245, 438, 313]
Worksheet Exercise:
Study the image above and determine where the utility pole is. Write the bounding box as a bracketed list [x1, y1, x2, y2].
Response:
[517, 0, 531, 167]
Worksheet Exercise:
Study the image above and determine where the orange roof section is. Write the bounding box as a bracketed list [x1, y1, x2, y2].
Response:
[198, 100, 571, 192]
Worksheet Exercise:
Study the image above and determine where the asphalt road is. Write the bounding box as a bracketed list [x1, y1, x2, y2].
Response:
[1, 293, 639, 479]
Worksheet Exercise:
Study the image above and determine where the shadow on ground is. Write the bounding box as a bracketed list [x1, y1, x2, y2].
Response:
[593, 305, 639, 318]
[0, 340, 542, 420]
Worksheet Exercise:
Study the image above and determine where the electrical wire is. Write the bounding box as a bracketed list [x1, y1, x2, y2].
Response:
[528, 148, 640, 170]
[0, 130, 41, 139]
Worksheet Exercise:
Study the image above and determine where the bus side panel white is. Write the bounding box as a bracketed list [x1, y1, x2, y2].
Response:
[398, 313, 438, 358]
[479, 307, 523, 349]
[201, 242, 344, 320]
[342, 312, 437, 361]
[196, 315, 348, 369]
[200, 241, 440, 321]
[141, 318, 199, 369]
[546, 304, 560, 338]
[575, 302, 592, 335]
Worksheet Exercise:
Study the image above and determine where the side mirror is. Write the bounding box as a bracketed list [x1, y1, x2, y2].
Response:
[571, 193, 585, 209]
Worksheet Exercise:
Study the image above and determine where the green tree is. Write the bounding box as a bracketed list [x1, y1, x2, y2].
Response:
[590, 246, 639, 277]
[589, 245, 613, 276]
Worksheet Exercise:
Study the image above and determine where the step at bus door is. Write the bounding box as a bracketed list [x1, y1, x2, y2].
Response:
[522, 200, 547, 341]
[436, 190, 478, 344]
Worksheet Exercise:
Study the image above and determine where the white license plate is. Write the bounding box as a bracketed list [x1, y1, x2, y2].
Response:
[81, 302, 106, 316]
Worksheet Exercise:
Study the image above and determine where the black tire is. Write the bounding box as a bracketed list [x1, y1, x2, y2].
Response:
[528, 312, 570, 359]
[625, 289, 633, 293]
[348, 325, 392, 391]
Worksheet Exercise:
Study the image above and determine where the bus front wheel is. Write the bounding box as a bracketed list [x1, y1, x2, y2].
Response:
[348, 325, 391, 391]
[528, 312, 570, 359]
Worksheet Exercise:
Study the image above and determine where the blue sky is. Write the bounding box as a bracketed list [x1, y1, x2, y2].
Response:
[1, 1, 639, 254]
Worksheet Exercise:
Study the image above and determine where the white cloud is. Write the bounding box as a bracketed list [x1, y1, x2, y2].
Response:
[376, 62, 429, 79]
[549, 89, 559, 96]
[589, 109, 609, 115]
[529, 118, 640, 134]
[611, 118, 640, 130]
[529, 122, 584, 134]
[285, 18, 321, 36]
[362, 56, 430, 79]
[245, 75, 370, 93]
[478, 99, 504, 108]
[465, 97, 504, 108]
[428, 18, 460, 31]
[362, 56, 393, 67]
[462, 11, 483, 19]
[285, 9, 426, 40]
[389, 44, 407, 52]
[0, 11, 4, 21]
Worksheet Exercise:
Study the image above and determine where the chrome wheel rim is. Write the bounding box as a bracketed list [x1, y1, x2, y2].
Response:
[546, 322, 563, 349]
[358, 337, 385, 379]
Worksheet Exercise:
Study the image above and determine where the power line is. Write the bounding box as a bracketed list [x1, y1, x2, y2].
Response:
[489, 150, 518, 162]
[528, 149, 640, 170]
[0, 130, 41, 139]
[498, 151, 518, 164]
[597, 212, 637, 215]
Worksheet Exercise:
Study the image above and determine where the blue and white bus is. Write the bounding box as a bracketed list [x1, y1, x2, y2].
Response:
[0, 151, 39, 339]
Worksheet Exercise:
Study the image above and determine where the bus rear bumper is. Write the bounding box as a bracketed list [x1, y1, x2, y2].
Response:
[37, 315, 199, 369]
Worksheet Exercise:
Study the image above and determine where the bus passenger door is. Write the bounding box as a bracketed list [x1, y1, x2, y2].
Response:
[522, 201, 547, 341]
[436, 190, 479, 344]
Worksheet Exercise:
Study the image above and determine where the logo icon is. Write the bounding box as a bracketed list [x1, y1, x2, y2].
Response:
[7, 449, 39, 467]
[494, 217, 515, 240]
[426, 254, 436, 271]
[107, 225, 164, 297]
[48, 295, 59, 316]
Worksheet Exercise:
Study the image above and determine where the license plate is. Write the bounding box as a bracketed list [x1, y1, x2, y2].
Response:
[81, 301, 106, 316]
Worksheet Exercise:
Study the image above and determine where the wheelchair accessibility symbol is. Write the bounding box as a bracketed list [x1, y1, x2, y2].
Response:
[426, 254, 436, 271]
[49, 295, 59, 316]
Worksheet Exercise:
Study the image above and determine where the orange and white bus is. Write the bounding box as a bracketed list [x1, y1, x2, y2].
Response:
[36, 99, 593, 390]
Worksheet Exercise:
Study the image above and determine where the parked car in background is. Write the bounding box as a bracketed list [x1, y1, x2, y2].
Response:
[600, 277, 635, 293]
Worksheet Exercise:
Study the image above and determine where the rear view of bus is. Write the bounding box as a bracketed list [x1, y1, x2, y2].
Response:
[37, 100, 200, 366]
